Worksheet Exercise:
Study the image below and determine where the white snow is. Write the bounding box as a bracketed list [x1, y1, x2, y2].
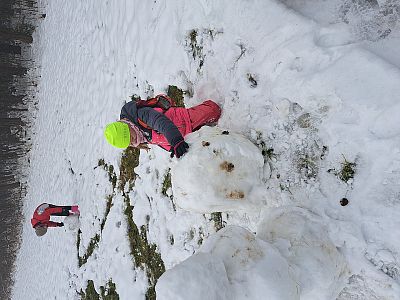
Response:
[11, 0, 400, 299]
[157, 226, 299, 300]
[63, 215, 80, 232]
[257, 207, 349, 299]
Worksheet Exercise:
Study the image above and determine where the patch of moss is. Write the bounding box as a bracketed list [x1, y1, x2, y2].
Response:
[79, 279, 120, 300]
[108, 165, 117, 191]
[340, 159, 356, 183]
[78, 233, 100, 267]
[328, 156, 357, 183]
[167, 85, 185, 108]
[188, 29, 201, 60]
[100, 279, 120, 300]
[119, 146, 165, 299]
[161, 169, 172, 197]
[79, 280, 100, 300]
[186, 29, 204, 72]
[130, 94, 141, 102]
[118, 147, 140, 192]
[97, 159, 117, 191]
[123, 195, 166, 300]
[98, 158, 106, 168]
[99, 147, 166, 299]
[101, 194, 113, 231]
[211, 212, 225, 231]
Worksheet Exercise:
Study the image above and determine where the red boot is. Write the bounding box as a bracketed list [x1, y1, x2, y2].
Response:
[71, 205, 80, 215]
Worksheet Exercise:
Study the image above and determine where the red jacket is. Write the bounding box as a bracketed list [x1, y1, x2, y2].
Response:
[31, 203, 62, 228]
[150, 107, 193, 150]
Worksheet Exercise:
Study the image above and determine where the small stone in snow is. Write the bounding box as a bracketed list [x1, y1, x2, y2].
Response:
[340, 198, 349, 206]
[220, 161, 235, 172]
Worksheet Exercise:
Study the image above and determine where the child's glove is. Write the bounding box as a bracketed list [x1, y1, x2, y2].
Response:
[57, 222, 64, 227]
[170, 140, 189, 158]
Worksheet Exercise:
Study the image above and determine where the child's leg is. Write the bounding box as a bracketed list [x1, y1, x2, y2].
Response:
[187, 100, 222, 131]
[47, 205, 72, 216]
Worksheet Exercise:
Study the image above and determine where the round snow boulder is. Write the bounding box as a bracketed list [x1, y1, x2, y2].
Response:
[257, 207, 349, 299]
[156, 226, 300, 300]
[156, 253, 231, 300]
[199, 226, 300, 300]
[171, 126, 265, 213]
[63, 215, 80, 231]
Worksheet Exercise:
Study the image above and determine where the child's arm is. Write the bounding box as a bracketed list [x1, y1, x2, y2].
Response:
[137, 107, 184, 147]
[46, 221, 63, 227]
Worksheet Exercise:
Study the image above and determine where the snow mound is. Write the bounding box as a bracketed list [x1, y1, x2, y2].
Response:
[156, 226, 299, 300]
[369, 103, 400, 139]
[257, 207, 349, 299]
[156, 253, 231, 300]
[171, 126, 266, 213]
[63, 215, 80, 231]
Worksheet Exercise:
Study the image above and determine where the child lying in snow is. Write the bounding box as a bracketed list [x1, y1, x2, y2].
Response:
[104, 95, 221, 158]
[31, 203, 80, 237]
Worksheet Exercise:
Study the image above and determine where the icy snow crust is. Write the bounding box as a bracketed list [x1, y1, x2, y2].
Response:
[12, 0, 400, 299]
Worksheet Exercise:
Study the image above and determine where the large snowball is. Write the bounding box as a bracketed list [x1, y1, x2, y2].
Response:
[156, 253, 232, 300]
[257, 207, 349, 299]
[156, 226, 300, 300]
[63, 215, 80, 231]
[171, 127, 265, 213]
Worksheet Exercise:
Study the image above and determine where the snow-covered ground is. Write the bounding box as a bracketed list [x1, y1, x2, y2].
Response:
[12, 0, 400, 299]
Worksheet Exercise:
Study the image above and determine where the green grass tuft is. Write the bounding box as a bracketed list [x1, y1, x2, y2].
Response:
[118, 147, 140, 192]
[79, 279, 120, 300]
[100, 279, 120, 300]
[328, 156, 357, 184]
[167, 85, 185, 108]
[339, 158, 356, 183]
[79, 280, 100, 300]
[161, 169, 172, 197]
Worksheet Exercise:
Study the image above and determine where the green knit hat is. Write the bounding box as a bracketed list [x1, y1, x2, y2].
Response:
[104, 122, 130, 149]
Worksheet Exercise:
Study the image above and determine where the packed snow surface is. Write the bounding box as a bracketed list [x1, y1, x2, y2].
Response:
[11, 0, 400, 299]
